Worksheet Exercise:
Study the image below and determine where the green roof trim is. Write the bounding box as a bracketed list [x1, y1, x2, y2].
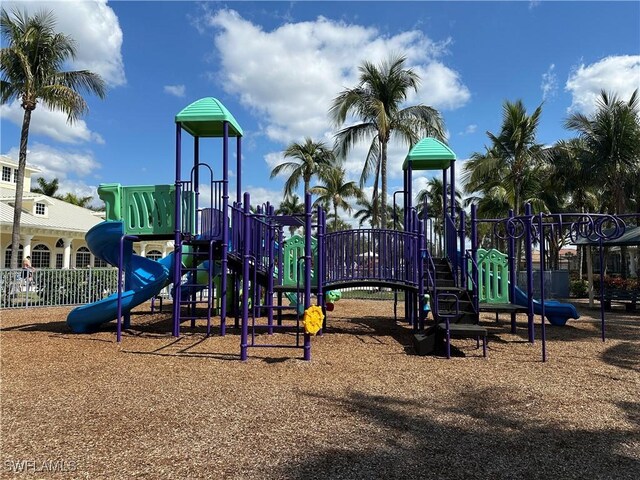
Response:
[175, 97, 243, 137]
[402, 138, 456, 171]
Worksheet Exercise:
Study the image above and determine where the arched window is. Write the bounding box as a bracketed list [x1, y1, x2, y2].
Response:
[4, 244, 23, 268]
[146, 250, 163, 261]
[31, 244, 50, 269]
[55, 238, 65, 268]
[75, 247, 91, 269]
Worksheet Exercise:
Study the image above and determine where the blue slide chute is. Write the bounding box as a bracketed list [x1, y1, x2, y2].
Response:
[67, 221, 173, 333]
[513, 285, 579, 326]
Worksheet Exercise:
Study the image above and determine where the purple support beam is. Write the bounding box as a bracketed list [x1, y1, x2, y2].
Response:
[508, 209, 517, 333]
[525, 203, 534, 343]
[317, 205, 325, 332]
[194, 136, 199, 222]
[173, 124, 182, 338]
[236, 136, 242, 204]
[418, 219, 425, 330]
[267, 204, 275, 335]
[459, 209, 466, 289]
[598, 237, 606, 341]
[303, 192, 312, 361]
[450, 160, 456, 220]
[442, 168, 448, 261]
[221, 121, 229, 335]
[240, 193, 251, 361]
[538, 213, 547, 362]
[470, 204, 479, 313]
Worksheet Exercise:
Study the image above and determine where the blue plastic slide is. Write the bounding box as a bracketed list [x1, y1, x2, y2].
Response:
[67, 221, 173, 333]
[513, 284, 579, 326]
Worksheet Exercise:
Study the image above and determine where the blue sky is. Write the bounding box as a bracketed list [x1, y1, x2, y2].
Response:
[1, 1, 639, 221]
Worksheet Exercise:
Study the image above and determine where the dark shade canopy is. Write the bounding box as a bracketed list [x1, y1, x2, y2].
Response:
[573, 226, 640, 246]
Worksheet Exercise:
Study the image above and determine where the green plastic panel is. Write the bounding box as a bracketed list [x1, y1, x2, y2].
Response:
[402, 137, 456, 171]
[282, 234, 318, 287]
[470, 248, 509, 304]
[175, 97, 243, 137]
[98, 183, 196, 236]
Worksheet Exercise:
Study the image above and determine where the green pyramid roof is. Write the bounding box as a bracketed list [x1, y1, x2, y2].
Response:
[175, 97, 243, 137]
[402, 138, 456, 170]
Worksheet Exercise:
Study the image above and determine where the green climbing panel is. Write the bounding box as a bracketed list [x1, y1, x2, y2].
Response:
[98, 183, 196, 236]
[470, 248, 510, 304]
[281, 234, 318, 287]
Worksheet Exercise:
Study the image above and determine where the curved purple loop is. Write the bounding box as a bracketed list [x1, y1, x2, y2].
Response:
[595, 215, 626, 240]
[494, 216, 527, 240]
[568, 215, 595, 243]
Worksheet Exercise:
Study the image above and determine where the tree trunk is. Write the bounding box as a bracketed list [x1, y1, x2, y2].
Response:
[334, 203, 338, 231]
[10, 108, 33, 269]
[380, 140, 388, 229]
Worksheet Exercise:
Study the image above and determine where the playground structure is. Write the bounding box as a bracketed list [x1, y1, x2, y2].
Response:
[66, 97, 635, 362]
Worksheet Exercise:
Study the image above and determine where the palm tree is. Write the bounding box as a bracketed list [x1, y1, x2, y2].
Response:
[31, 177, 60, 197]
[416, 177, 462, 254]
[275, 194, 305, 236]
[270, 137, 336, 197]
[354, 197, 402, 229]
[462, 100, 548, 217]
[61, 192, 93, 208]
[1, 9, 106, 268]
[564, 89, 640, 215]
[309, 167, 364, 231]
[330, 54, 445, 228]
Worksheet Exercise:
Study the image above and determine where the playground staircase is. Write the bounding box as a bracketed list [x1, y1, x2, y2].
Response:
[416, 257, 487, 357]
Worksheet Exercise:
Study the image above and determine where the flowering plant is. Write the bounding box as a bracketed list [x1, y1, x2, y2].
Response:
[302, 305, 324, 335]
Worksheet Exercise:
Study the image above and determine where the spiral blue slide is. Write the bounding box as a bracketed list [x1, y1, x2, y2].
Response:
[67, 221, 173, 333]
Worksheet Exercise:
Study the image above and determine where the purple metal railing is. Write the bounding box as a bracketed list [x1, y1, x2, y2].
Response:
[324, 228, 420, 288]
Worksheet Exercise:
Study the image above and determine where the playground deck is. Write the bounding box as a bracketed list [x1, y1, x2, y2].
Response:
[1, 300, 638, 479]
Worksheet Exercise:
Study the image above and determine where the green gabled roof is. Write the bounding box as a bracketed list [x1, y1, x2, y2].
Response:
[402, 138, 456, 171]
[175, 97, 243, 137]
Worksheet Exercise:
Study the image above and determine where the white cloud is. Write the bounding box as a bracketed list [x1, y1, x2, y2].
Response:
[164, 85, 186, 97]
[565, 55, 640, 114]
[4, 144, 103, 206]
[245, 186, 286, 209]
[202, 9, 470, 145]
[541, 63, 557, 101]
[2, 0, 126, 87]
[1, 100, 104, 144]
[459, 124, 477, 136]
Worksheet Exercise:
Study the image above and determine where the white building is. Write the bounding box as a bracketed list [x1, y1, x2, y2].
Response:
[0, 155, 172, 269]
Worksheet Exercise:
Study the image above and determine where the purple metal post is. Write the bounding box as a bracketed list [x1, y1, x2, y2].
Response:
[470, 205, 479, 313]
[450, 160, 456, 220]
[598, 237, 605, 341]
[172, 124, 182, 338]
[236, 136, 242, 204]
[459, 209, 466, 289]
[303, 192, 312, 361]
[507, 209, 517, 333]
[317, 205, 325, 332]
[442, 168, 448, 258]
[220, 121, 230, 335]
[194, 137, 199, 221]
[418, 219, 425, 330]
[538, 213, 547, 362]
[240, 193, 251, 361]
[525, 203, 534, 343]
[267, 204, 275, 334]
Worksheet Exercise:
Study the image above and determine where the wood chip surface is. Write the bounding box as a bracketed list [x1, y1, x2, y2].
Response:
[1, 299, 638, 479]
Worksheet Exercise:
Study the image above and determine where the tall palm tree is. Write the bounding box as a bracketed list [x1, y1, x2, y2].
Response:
[355, 196, 403, 229]
[1, 9, 106, 268]
[462, 100, 548, 217]
[330, 54, 445, 228]
[270, 137, 336, 198]
[564, 89, 640, 215]
[31, 177, 60, 197]
[275, 194, 305, 236]
[310, 167, 364, 231]
[416, 177, 463, 254]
